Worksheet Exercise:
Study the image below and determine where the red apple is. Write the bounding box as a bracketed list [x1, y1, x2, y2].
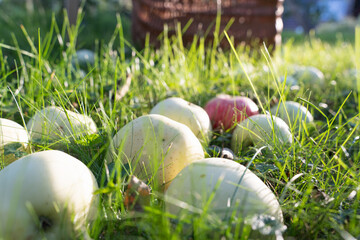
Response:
[204, 94, 259, 130]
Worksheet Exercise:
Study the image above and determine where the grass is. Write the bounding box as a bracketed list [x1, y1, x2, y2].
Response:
[1, 5, 360, 240]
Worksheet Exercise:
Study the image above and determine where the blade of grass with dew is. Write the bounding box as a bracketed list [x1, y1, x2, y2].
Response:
[224, 31, 265, 113]
[116, 14, 126, 63]
[356, 27, 360, 113]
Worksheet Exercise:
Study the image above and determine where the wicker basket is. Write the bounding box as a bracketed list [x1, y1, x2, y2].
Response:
[131, 0, 284, 49]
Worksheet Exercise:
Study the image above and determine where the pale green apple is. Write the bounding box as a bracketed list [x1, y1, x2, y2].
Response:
[27, 106, 97, 142]
[150, 97, 212, 142]
[105, 114, 205, 191]
[0, 118, 29, 165]
[231, 114, 292, 152]
[271, 101, 313, 129]
[0, 150, 98, 239]
[165, 158, 283, 222]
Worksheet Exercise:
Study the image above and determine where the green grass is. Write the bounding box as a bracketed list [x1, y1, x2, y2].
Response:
[1, 6, 360, 240]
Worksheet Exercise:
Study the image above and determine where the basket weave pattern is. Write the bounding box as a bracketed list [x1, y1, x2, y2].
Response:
[132, 0, 284, 49]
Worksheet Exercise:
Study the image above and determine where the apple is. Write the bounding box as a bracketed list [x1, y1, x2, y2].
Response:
[280, 65, 325, 87]
[105, 114, 205, 191]
[342, 69, 358, 88]
[0, 118, 29, 165]
[72, 49, 95, 70]
[293, 66, 324, 85]
[0, 150, 98, 239]
[204, 94, 259, 131]
[270, 101, 314, 129]
[165, 158, 283, 223]
[284, 65, 325, 86]
[279, 75, 298, 87]
[149, 97, 212, 142]
[27, 106, 97, 142]
[231, 114, 292, 153]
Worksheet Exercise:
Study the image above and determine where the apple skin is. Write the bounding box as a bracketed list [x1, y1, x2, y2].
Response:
[283, 65, 325, 87]
[72, 49, 95, 70]
[105, 114, 205, 191]
[165, 158, 283, 222]
[0, 150, 98, 240]
[231, 114, 292, 153]
[292, 66, 324, 86]
[149, 97, 212, 142]
[0, 118, 29, 147]
[204, 94, 259, 130]
[0, 118, 29, 165]
[270, 101, 314, 128]
[27, 106, 97, 142]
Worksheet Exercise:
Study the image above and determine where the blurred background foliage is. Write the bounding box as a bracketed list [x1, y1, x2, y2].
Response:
[0, 0, 358, 59]
[283, 0, 357, 44]
[0, 0, 132, 58]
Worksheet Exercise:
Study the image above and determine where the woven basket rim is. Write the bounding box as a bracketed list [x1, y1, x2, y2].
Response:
[132, 0, 284, 49]
[136, 0, 284, 12]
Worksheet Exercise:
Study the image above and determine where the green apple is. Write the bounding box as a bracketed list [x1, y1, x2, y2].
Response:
[281, 65, 325, 87]
[0, 118, 29, 166]
[27, 106, 97, 142]
[105, 114, 205, 191]
[231, 114, 292, 152]
[72, 49, 95, 70]
[149, 97, 212, 142]
[291, 65, 325, 86]
[165, 158, 283, 222]
[0, 150, 98, 239]
[270, 101, 313, 129]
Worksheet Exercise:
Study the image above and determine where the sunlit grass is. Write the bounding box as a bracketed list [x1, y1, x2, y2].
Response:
[0, 6, 360, 239]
